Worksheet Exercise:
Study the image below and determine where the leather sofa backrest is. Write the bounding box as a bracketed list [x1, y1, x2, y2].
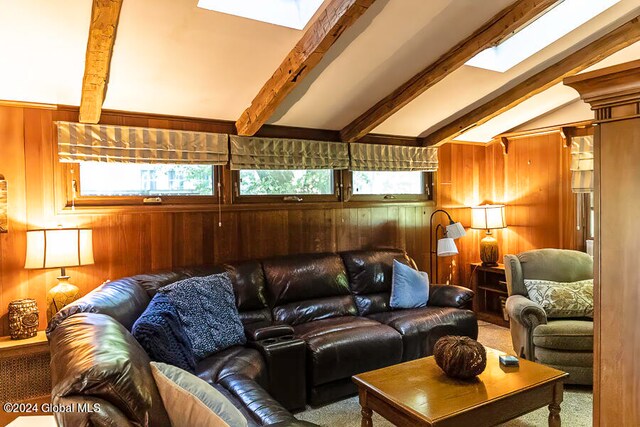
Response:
[504, 249, 594, 296]
[225, 261, 272, 325]
[47, 277, 152, 335]
[340, 249, 416, 316]
[48, 265, 271, 335]
[262, 253, 356, 325]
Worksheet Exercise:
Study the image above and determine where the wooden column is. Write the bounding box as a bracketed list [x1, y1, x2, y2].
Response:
[565, 60, 640, 427]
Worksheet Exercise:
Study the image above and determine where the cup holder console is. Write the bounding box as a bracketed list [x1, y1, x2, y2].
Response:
[258, 334, 297, 346]
[251, 333, 306, 411]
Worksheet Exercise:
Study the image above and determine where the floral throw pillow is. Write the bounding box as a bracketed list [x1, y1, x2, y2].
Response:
[524, 279, 593, 318]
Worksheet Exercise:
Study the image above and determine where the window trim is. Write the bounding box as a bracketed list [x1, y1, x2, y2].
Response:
[231, 169, 342, 204]
[345, 171, 434, 202]
[62, 162, 223, 207]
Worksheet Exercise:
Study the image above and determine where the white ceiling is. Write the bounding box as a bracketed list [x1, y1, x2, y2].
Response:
[1, 0, 639, 142]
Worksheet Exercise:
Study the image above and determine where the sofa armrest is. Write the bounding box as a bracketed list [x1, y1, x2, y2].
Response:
[506, 295, 547, 328]
[244, 322, 295, 341]
[505, 295, 547, 360]
[429, 284, 474, 308]
[219, 374, 318, 426]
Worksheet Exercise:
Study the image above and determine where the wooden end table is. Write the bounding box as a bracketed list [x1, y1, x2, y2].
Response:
[353, 347, 568, 427]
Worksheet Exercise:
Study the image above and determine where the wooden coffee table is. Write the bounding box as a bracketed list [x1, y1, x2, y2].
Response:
[353, 347, 568, 427]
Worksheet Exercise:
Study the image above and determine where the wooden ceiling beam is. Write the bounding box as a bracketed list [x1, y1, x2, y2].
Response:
[339, 0, 561, 143]
[421, 15, 640, 146]
[79, 0, 123, 124]
[235, 0, 377, 136]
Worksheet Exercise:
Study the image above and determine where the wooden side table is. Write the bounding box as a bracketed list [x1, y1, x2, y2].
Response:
[0, 332, 51, 403]
[470, 262, 509, 327]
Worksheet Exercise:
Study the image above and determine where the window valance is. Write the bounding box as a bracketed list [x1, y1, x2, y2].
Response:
[349, 143, 438, 171]
[57, 122, 229, 165]
[230, 136, 349, 170]
[570, 135, 594, 193]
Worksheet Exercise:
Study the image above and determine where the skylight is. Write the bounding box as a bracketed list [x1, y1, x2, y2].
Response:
[197, 0, 325, 30]
[465, 0, 620, 73]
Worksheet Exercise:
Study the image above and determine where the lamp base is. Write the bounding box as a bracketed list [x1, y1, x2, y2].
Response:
[46, 276, 80, 323]
[479, 233, 499, 267]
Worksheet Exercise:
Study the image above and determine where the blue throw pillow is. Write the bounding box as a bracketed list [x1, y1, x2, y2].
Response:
[159, 273, 246, 359]
[132, 293, 197, 372]
[390, 259, 430, 309]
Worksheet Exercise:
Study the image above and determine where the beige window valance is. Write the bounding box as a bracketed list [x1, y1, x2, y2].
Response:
[230, 136, 349, 170]
[349, 143, 438, 171]
[570, 135, 594, 193]
[57, 122, 229, 164]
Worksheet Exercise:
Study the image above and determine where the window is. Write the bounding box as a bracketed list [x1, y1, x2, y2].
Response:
[353, 171, 424, 195]
[64, 163, 219, 207]
[465, 0, 620, 72]
[235, 169, 338, 202]
[349, 171, 432, 201]
[197, 0, 324, 30]
[79, 163, 214, 196]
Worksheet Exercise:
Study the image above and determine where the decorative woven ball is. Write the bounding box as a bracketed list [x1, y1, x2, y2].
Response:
[433, 336, 487, 380]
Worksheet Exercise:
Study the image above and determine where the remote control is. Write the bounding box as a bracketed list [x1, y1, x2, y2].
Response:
[499, 355, 519, 367]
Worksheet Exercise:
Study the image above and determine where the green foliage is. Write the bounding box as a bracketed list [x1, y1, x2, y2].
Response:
[240, 170, 332, 195]
[181, 165, 214, 195]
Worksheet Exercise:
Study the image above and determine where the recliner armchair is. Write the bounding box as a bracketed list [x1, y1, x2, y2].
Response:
[504, 249, 593, 385]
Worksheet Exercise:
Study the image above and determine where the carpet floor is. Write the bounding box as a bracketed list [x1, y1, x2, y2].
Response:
[296, 321, 592, 426]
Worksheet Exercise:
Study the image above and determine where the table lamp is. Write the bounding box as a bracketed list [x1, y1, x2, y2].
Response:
[24, 227, 94, 322]
[470, 205, 506, 266]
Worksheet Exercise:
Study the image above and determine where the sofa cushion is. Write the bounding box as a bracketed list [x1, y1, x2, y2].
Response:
[368, 307, 478, 361]
[273, 295, 357, 325]
[390, 260, 429, 309]
[524, 279, 593, 318]
[292, 317, 402, 386]
[195, 346, 267, 389]
[533, 320, 593, 351]
[340, 249, 416, 316]
[263, 253, 356, 324]
[151, 362, 248, 427]
[534, 347, 593, 367]
[160, 273, 246, 359]
[132, 292, 197, 372]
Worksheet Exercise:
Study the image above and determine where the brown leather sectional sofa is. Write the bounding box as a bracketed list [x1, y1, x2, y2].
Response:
[47, 249, 477, 426]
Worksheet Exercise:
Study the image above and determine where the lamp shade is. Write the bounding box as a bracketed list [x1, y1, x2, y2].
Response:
[471, 205, 506, 230]
[445, 222, 466, 240]
[437, 237, 458, 257]
[24, 228, 94, 269]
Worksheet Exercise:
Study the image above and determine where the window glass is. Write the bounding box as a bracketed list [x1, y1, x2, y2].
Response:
[79, 163, 214, 196]
[352, 171, 424, 195]
[465, 0, 620, 72]
[238, 169, 333, 196]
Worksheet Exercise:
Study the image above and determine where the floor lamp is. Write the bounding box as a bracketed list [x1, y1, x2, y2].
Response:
[429, 209, 466, 283]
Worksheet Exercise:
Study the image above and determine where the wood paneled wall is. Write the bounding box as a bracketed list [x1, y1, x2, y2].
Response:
[435, 134, 582, 285]
[0, 105, 431, 335]
[0, 103, 585, 335]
